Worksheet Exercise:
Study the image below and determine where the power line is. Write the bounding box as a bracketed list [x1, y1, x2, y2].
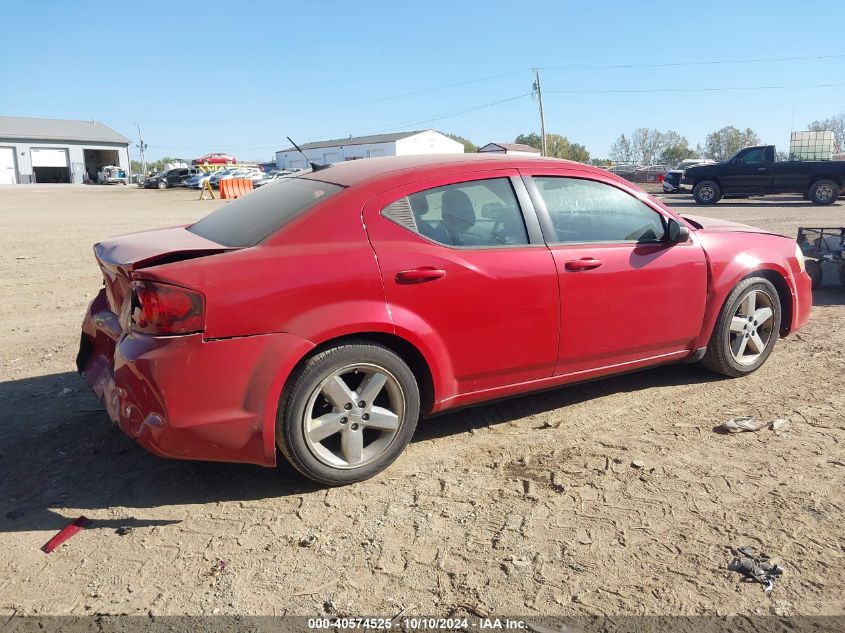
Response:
[539, 52, 845, 71]
[545, 82, 845, 94]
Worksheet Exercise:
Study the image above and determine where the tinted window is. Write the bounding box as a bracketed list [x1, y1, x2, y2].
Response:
[737, 148, 765, 165]
[384, 178, 528, 247]
[188, 177, 343, 247]
[533, 177, 666, 243]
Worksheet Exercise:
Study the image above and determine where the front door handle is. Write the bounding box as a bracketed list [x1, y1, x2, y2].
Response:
[565, 258, 603, 271]
[757, 167, 767, 171]
[396, 267, 447, 284]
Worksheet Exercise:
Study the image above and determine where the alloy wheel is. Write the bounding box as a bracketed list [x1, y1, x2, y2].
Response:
[698, 184, 715, 202]
[815, 184, 834, 202]
[303, 363, 405, 469]
[729, 289, 775, 365]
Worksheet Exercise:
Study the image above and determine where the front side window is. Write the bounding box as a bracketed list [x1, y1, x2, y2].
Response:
[382, 177, 529, 247]
[533, 177, 666, 244]
[736, 148, 765, 165]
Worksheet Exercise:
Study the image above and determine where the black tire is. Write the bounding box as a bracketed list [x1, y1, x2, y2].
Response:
[701, 277, 782, 377]
[809, 179, 840, 205]
[692, 180, 722, 205]
[277, 341, 420, 485]
[157, 179, 168, 190]
[806, 259, 823, 289]
[802, 191, 810, 200]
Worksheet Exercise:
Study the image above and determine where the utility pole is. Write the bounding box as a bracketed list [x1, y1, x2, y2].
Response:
[136, 123, 148, 175]
[532, 68, 547, 157]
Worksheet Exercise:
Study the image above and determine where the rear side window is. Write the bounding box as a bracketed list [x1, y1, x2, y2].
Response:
[382, 177, 529, 247]
[533, 177, 666, 243]
[188, 177, 343, 247]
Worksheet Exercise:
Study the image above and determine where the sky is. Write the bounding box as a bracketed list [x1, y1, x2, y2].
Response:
[2, 0, 844, 162]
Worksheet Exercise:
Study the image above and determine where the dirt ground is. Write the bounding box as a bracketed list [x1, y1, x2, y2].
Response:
[1, 184, 844, 618]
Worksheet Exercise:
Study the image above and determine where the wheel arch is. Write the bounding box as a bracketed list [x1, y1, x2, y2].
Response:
[284, 331, 437, 416]
[746, 268, 793, 336]
[808, 174, 842, 188]
[693, 174, 722, 189]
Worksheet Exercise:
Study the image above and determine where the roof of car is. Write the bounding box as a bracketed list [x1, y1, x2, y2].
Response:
[302, 153, 602, 187]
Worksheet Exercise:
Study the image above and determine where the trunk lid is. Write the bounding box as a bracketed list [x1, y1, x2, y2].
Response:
[94, 226, 234, 317]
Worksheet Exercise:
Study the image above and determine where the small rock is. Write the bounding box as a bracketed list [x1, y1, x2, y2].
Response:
[115, 526, 133, 536]
[299, 534, 318, 548]
[631, 460, 645, 469]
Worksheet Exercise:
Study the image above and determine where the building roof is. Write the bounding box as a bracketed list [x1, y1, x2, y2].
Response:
[0, 116, 130, 144]
[478, 142, 542, 154]
[278, 130, 429, 153]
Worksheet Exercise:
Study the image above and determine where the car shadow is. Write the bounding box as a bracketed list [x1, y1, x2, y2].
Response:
[0, 362, 725, 534]
[665, 194, 829, 209]
[0, 372, 323, 535]
[812, 286, 845, 306]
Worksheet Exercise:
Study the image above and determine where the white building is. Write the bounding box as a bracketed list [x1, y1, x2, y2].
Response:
[0, 116, 131, 184]
[478, 142, 541, 156]
[276, 130, 464, 170]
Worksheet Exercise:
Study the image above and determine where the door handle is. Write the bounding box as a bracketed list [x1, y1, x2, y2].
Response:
[757, 167, 767, 171]
[564, 258, 603, 271]
[396, 267, 447, 284]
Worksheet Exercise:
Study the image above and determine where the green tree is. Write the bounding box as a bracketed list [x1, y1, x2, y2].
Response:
[445, 133, 477, 153]
[702, 126, 761, 161]
[513, 132, 589, 161]
[807, 112, 845, 151]
[514, 132, 542, 150]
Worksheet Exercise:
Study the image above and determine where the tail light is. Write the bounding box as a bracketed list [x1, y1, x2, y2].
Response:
[130, 280, 205, 335]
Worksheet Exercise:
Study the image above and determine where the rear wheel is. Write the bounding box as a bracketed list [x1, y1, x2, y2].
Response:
[277, 341, 420, 485]
[693, 180, 722, 205]
[701, 277, 781, 377]
[806, 259, 823, 289]
[809, 179, 840, 205]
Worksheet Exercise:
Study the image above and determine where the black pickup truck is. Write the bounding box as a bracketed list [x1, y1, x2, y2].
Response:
[682, 144, 845, 205]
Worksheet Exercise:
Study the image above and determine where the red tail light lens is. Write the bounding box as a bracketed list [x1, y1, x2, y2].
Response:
[130, 281, 205, 335]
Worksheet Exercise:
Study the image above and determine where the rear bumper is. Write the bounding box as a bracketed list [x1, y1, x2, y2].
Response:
[78, 289, 314, 466]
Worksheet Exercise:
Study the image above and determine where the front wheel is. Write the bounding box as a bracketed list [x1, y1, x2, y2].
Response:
[277, 341, 420, 485]
[809, 179, 840, 205]
[701, 277, 781, 377]
[157, 180, 168, 190]
[693, 180, 722, 205]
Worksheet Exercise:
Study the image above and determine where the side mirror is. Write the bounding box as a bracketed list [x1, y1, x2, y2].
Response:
[667, 218, 690, 243]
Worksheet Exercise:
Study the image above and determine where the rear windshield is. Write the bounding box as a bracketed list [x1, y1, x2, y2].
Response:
[188, 177, 343, 247]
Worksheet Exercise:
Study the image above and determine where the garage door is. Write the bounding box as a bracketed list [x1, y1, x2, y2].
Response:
[0, 147, 16, 184]
[31, 148, 69, 167]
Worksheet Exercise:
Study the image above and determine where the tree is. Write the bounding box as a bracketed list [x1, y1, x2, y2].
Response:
[609, 134, 633, 164]
[658, 130, 697, 167]
[807, 112, 845, 151]
[702, 126, 761, 161]
[445, 133, 477, 153]
[545, 133, 590, 162]
[513, 132, 590, 162]
[514, 133, 542, 150]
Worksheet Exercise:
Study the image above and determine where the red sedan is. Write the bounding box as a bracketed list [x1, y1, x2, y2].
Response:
[77, 154, 812, 485]
[191, 153, 236, 166]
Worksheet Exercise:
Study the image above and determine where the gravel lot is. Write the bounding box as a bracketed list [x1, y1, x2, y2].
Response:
[1, 184, 844, 617]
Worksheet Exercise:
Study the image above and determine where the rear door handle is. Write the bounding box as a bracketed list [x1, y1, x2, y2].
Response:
[396, 267, 447, 284]
[564, 258, 603, 271]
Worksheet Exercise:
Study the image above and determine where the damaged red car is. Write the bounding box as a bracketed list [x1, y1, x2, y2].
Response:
[78, 154, 812, 485]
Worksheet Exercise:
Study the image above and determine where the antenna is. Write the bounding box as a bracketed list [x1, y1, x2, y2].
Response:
[286, 137, 330, 171]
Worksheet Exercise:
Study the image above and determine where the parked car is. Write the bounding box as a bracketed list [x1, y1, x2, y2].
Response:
[208, 168, 258, 189]
[663, 159, 716, 193]
[682, 145, 845, 205]
[254, 171, 294, 187]
[142, 168, 198, 189]
[185, 171, 215, 189]
[77, 154, 812, 485]
[97, 165, 127, 185]
[192, 153, 236, 166]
